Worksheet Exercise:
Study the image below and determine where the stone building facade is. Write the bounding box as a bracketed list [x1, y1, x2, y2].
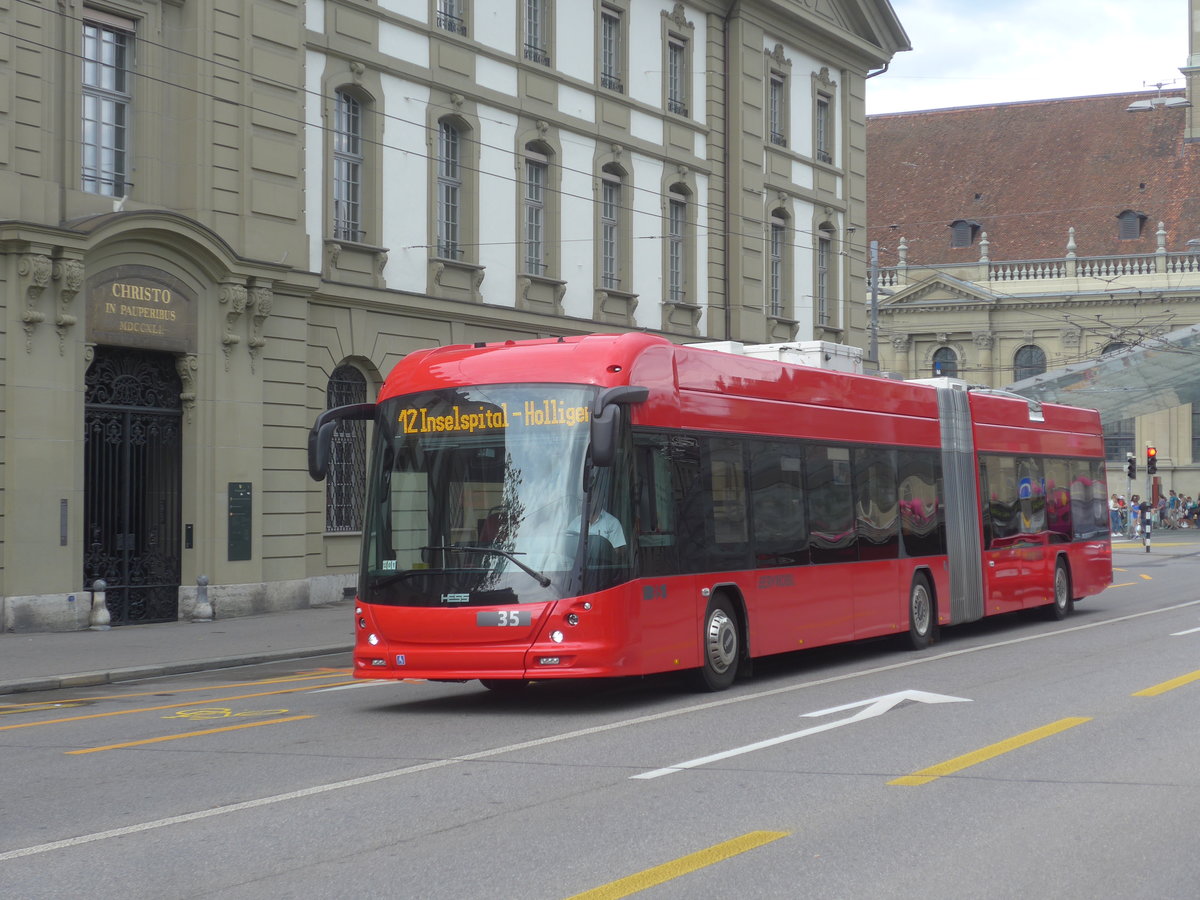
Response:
[0, 0, 905, 631]
[867, 0, 1200, 498]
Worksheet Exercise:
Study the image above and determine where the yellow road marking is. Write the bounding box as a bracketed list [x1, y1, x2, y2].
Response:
[0, 682, 356, 732]
[1133, 669, 1200, 697]
[564, 831, 789, 900]
[1110, 582, 1137, 587]
[1139, 574, 1152, 581]
[66, 715, 314, 755]
[0, 670, 354, 708]
[889, 717, 1091, 786]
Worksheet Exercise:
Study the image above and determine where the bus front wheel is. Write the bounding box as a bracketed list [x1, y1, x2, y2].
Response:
[697, 598, 740, 691]
[908, 574, 934, 650]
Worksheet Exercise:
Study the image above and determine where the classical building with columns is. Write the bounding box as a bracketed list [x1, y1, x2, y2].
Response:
[0, 1, 906, 631]
[867, 2, 1200, 496]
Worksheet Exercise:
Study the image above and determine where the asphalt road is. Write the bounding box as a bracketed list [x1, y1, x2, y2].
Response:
[2, 541, 1198, 899]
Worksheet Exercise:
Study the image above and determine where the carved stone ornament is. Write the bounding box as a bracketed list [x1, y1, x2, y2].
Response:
[665, 2, 692, 30]
[53, 257, 84, 355]
[218, 282, 248, 371]
[890, 334, 911, 353]
[20, 253, 52, 352]
[1061, 326, 1083, 348]
[247, 285, 274, 371]
[973, 332, 995, 350]
[175, 354, 198, 422]
[768, 44, 789, 68]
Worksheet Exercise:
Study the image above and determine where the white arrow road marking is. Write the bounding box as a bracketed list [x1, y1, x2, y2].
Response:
[631, 689, 970, 780]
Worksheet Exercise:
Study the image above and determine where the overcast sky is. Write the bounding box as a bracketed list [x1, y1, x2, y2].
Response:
[866, 0, 1191, 115]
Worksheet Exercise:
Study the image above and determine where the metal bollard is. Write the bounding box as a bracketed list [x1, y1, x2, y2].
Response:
[192, 574, 213, 622]
[89, 579, 111, 631]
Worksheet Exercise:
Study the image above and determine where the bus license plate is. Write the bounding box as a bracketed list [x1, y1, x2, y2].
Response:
[476, 610, 530, 627]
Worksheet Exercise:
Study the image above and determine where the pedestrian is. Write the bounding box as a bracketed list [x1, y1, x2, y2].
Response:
[1130, 495, 1141, 535]
[1109, 493, 1122, 536]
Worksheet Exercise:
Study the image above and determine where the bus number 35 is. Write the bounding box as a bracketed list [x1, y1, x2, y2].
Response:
[477, 610, 531, 627]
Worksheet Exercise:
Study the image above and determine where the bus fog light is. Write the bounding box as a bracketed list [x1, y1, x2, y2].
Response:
[550, 630, 565, 643]
[367, 632, 380, 646]
[358, 617, 366, 629]
[566, 613, 579, 626]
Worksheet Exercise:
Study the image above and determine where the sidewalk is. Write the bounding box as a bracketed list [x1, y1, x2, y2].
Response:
[0, 601, 354, 697]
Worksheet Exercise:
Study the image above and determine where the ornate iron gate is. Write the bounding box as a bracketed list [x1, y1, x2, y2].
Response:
[84, 348, 183, 625]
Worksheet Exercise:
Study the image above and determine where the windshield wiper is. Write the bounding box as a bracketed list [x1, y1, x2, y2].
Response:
[423, 545, 551, 588]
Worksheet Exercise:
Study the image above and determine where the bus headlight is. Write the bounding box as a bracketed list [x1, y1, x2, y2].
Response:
[367, 633, 380, 646]
[550, 630, 565, 643]
[566, 613, 579, 626]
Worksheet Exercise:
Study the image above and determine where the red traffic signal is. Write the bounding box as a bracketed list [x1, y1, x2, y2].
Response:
[1147, 446, 1158, 475]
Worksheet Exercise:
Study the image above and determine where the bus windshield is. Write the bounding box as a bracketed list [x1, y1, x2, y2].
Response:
[362, 384, 626, 606]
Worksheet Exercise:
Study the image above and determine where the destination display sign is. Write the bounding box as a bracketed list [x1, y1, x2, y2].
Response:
[398, 398, 591, 435]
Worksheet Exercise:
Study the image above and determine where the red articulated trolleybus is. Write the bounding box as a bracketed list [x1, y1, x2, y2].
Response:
[308, 333, 1112, 692]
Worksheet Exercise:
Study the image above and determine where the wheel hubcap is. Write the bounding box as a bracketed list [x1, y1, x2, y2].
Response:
[705, 610, 737, 674]
[912, 587, 930, 634]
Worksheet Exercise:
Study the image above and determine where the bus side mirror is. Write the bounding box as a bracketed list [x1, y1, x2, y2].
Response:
[590, 385, 648, 466]
[307, 403, 376, 481]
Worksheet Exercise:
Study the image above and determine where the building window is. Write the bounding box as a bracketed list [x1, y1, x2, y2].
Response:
[932, 347, 958, 378]
[436, 0, 468, 35]
[82, 14, 134, 197]
[816, 229, 832, 325]
[600, 169, 622, 289]
[768, 72, 788, 147]
[326, 365, 368, 533]
[332, 91, 363, 242]
[1107, 416, 1135, 462]
[769, 213, 788, 317]
[950, 219, 980, 248]
[666, 38, 688, 116]
[1117, 209, 1146, 240]
[666, 187, 687, 303]
[600, 5, 624, 93]
[1013, 344, 1046, 382]
[815, 93, 831, 163]
[436, 120, 462, 259]
[523, 148, 547, 275]
[1192, 407, 1200, 464]
[523, 0, 551, 65]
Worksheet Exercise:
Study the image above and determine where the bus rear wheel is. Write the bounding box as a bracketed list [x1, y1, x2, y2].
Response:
[696, 598, 740, 692]
[1045, 560, 1073, 620]
[908, 573, 934, 650]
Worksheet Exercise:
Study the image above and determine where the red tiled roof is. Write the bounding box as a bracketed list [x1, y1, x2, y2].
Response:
[866, 92, 1200, 264]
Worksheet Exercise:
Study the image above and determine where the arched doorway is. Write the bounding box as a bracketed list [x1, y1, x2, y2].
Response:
[84, 347, 183, 624]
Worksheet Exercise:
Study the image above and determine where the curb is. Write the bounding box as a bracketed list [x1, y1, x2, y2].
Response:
[0, 643, 353, 697]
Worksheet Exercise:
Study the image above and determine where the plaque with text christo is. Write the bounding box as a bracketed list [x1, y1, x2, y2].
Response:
[87, 266, 197, 353]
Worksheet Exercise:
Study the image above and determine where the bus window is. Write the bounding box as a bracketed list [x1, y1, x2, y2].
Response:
[634, 434, 681, 576]
[1017, 457, 1046, 534]
[982, 455, 1020, 546]
[853, 447, 899, 560]
[705, 438, 751, 570]
[807, 445, 856, 564]
[749, 441, 808, 567]
[898, 449, 945, 557]
[1043, 457, 1072, 542]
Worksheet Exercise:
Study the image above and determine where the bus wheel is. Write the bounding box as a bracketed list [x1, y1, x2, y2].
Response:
[480, 679, 529, 694]
[908, 574, 934, 650]
[1046, 561, 1073, 620]
[697, 598, 740, 691]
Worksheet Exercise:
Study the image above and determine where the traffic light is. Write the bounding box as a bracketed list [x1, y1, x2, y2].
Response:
[1147, 446, 1158, 475]
[1126, 454, 1137, 479]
